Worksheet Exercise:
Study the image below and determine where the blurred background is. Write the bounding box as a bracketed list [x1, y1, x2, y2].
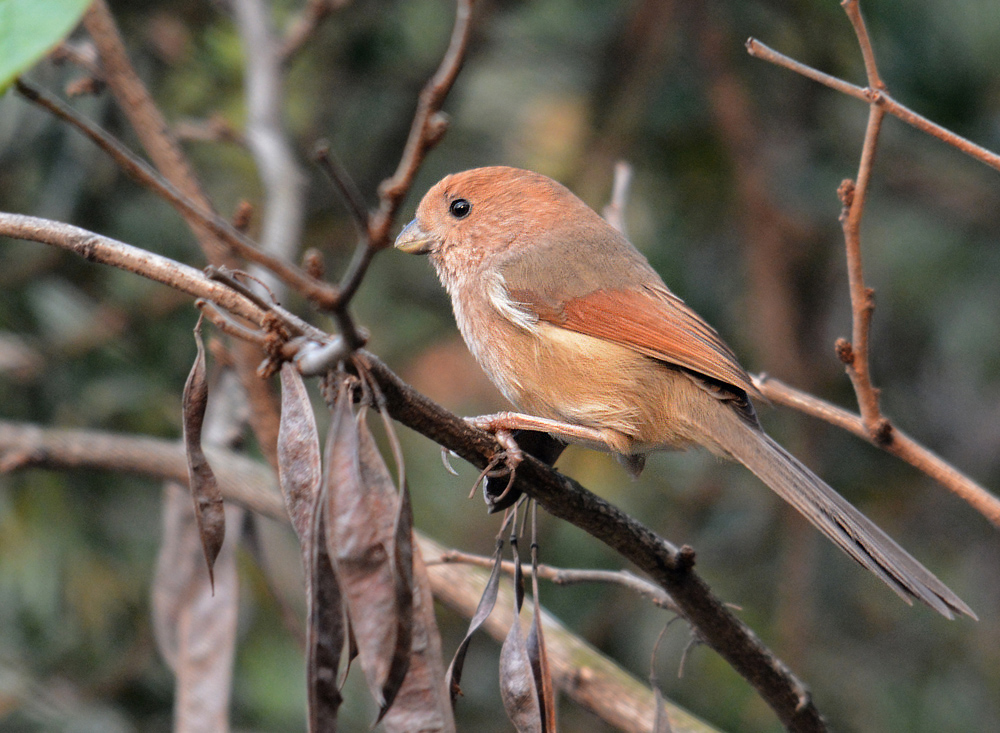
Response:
[1, 0, 999, 731]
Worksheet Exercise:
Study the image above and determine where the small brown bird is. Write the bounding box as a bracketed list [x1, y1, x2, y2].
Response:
[396, 165, 973, 619]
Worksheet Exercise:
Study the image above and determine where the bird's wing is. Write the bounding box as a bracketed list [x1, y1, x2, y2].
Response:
[509, 283, 761, 400]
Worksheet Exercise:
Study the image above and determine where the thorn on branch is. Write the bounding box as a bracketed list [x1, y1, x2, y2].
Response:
[835, 338, 855, 366]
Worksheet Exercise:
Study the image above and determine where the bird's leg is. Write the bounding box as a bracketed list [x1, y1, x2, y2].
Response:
[466, 411, 612, 447]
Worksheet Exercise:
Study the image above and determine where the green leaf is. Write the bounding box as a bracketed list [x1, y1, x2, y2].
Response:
[0, 0, 93, 93]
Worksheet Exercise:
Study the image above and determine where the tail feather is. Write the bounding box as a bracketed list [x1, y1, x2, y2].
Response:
[719, 418, 975, 620]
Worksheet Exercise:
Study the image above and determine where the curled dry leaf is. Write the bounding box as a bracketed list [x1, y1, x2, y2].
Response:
[181, 318, 226, 589]
[322, 379, 402, 709]
[308, 515, 345, 732]
[321, 374, 453, 731]
[379, 511, 455, 733]
[499, 537, 543, 733]
[358, 410, 414, 720]
[278, 363, 343, 731]
[277, 363, 323, 544]
[153, 482, 240, 733]
[527, 541, 556, 732]
[447, 539, 505, 704]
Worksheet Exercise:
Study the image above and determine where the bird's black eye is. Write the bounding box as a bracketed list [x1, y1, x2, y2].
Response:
[449, 198, 471, 219]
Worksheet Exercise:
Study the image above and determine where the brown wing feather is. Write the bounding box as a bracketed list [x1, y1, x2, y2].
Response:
[516, 285, 761, 399]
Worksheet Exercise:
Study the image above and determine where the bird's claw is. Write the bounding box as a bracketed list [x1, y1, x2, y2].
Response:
[464, 415, 524, 468]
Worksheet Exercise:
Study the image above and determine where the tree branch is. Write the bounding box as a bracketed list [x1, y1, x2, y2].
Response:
[755, 375, 1000, 529]
[0, 420, 722, 733]
[0, 213, 266, 326]
[355, 351, 827, 733]
[744, 39, 1000, 173]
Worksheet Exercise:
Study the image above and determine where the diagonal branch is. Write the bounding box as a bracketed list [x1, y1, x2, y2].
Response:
[14, 79, 338, 310]
[743, 42, 1000, 173]
[0, 420, 722, 733]
[755, 375, 1000, 529]
[333, 0, 477, 310]
[355, 351, 827, 733]
[0, 213, 267, 326]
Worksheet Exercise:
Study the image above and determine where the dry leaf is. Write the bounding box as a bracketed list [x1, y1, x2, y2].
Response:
[181, 319, 225, 588]
[447, 539, 504, 703]
[499, 539, 542, 733]
[277, 362, 322, 545]
[308, 514, 345, 732]
[153, 482, 239, 733]
[378, 538, 456, 733]
[358, 414, 414, 720]
[527, 544, 556, 732]
[278, 363, 343, 731]
[322, 380, 399, 708]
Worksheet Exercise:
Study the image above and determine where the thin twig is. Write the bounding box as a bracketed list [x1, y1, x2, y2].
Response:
[745, 39, 1000, 173]
[356, 351, 827, 733]
[0, 213, 267, 326]
[83, 0, 230, 265]
[754, 375, 1000, 529]
[335, 0, 476, 309]
[435, 549, 679, 612]
[13, 80, 339, 309]
[842, 0, 884, 90]
[279, 0, 345, 65]
[840, 100, 887, 438]
[196, 300, 270, 346]
[314, 142, 370, 232]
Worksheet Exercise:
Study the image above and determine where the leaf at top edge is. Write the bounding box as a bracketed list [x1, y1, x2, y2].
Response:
[0, 0, 93, 93]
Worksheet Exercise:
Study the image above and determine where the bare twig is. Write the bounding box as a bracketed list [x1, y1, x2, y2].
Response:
[744, 39, 1000, 173]
[196, 300, 270, 346]
[750, 0, 1000, 455]
[13, 79, 339, 310]
[314, 142, 370, 232]
[279, 0, 346, 65]
[755, 375, 1000, 529]
[842, 0, 883, 90]
[335, 0, 476, 309]
[834, 0, 888, 440]
[839, 100, 887, 439]
[355, 351, 827, 733]
[83, 0, 229, 265]
[0, 421, 721, 733]
[435, 549, 679, 612]
[0, 214, 266, 326]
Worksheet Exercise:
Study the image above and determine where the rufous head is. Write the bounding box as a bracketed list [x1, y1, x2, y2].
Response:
[394, 166, 605, 272]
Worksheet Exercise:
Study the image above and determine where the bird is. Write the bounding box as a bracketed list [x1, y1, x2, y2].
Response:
[394, 165, 974, 620]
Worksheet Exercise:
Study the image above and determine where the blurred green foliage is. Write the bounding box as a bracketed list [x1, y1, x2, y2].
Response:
[1, 0, 999, 731]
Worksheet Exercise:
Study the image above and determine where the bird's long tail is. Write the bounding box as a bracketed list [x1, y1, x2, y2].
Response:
[715, 416, 975, 620]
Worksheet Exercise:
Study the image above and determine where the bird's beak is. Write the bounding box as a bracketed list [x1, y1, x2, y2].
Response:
[394, 219, 438, 255]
